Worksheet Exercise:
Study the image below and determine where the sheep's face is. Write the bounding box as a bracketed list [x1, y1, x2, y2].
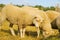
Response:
[35, 16, 44, 23]
[33, 16, 44, 27]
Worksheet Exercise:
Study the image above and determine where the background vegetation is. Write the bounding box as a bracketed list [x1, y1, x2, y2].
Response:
[0, 4, 55, 11]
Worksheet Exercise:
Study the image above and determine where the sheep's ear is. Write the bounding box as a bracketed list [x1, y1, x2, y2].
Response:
[46, 10, 59, 23]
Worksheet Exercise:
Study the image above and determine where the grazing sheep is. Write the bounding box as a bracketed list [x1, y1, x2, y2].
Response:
[1, 4, 44, 38]
[51, 13, 60, 32]
[46, 10, 60, 32]
[1, 4, 59, 38]
[22, 6, 59, 38]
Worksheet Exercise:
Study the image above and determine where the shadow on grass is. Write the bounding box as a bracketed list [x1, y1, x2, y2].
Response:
[1, 29, 11, 34]
[1, 29, 37, 37]
[26, 31, 37, 37]
[1, 29, 38, 37]
[1, 29, 18, 35]
[0, 29, 43, 39]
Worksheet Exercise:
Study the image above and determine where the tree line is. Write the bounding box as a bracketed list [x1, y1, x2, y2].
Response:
[0, 4, 55, 11]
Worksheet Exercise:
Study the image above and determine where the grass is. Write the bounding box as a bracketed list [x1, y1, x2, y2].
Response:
[0, 20, 60, 40]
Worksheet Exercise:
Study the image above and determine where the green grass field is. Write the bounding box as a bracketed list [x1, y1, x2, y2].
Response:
[0, 20, 60, 40]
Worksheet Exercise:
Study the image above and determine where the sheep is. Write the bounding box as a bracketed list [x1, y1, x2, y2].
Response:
[1, 4, 44, 38]
[20, 6, 54, 38]
[22, 6, 59, 38]
[46, 10, 60, 28]
[46, 10, 60, 35]
[50, 11, 60, 32]
[1, 4, 59, 38]
[46, 10, 59, 23]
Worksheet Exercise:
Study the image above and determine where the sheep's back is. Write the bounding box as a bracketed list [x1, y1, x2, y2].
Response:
[2, 4, 23, 24]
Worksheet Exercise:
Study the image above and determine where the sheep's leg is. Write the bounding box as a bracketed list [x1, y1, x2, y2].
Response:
[9, 23, 16, 36]
[33, 17, 42, 37]
[37, 27, 40, 37]
[20, 28, 23, 38]
[20, 28, 25, 38]
[34, 23, 40, 37]
[18, 26, 20, 35]
[18, 25, 23, 38]
[22, 24, 26, 37]
[18, 24, 24, 38]
[23, 28, 25, 37]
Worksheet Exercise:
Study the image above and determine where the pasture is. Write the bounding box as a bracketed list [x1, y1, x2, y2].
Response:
[0, 20, 60, 40]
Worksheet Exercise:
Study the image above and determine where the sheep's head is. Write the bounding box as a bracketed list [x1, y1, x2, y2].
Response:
[33, 15, 44, 27]
[35, 15, 44, 23]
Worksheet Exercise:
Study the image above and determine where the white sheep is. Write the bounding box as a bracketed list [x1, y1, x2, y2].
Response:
[46, 10, 60, 37]
[1, 4, 59, 38]
[47, 10, 60, 32]
[1, 4, 44, 38]
[22, 6, 52, 38]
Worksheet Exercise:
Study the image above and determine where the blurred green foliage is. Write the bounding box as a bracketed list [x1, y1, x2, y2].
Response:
[0, 4, 55, 11]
